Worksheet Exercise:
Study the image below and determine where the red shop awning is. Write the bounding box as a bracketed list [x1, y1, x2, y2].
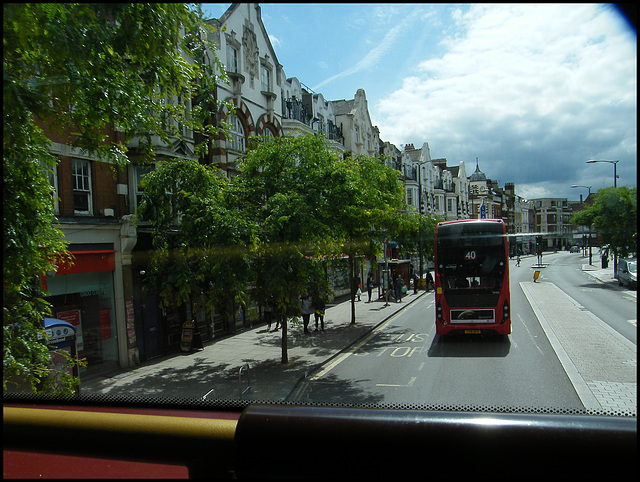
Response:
[56, 250, 116, 275]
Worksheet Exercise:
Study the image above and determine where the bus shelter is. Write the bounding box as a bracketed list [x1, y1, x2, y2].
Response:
[377, 259, 410, 300]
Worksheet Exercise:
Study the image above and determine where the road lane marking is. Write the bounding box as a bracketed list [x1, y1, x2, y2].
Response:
[308, 299, 427, 381]
[377, 377, 416, 388]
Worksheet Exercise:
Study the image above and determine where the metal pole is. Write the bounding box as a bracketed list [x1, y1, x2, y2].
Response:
[418, 165, 423, 282]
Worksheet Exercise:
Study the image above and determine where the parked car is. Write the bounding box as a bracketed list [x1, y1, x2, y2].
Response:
[570, 246, 579, 253]
[617, 258, 637, 288]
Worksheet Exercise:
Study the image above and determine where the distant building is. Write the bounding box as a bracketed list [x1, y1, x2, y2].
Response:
[330, 89, 380, 158]
[531, 198, 574, 250]
[400, 143, 469, 221]
[468, 158, 502, 221]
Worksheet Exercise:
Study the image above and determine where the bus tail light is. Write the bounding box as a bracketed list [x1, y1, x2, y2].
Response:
[436, 302, 445, 324]
[502, 300, 509, 323]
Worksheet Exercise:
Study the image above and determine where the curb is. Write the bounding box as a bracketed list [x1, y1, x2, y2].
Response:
[285, 290, 429, 400]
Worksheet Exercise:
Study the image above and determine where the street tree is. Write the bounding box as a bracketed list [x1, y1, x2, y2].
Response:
[394, 211, 442, 275]
[235, 135, 341, 363]
[570, 186, 637, 263]
[137, 159, 255, 329]
[328, 154, 407, 324]
[3, 3, 226, 394]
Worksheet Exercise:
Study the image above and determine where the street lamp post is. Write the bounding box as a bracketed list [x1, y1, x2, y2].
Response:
[586, 159, 619, 188]
[586, 159, 620, 276]
[571, 185, 593, 265]
[416, 160, 430, 286]
[570, 184, 592, 197]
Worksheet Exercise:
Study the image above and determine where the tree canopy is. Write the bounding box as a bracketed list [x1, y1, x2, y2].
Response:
[3, 3, 224, 394]
[570, 186, 637, 259]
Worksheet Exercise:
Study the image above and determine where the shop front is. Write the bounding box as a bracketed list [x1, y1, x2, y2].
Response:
[44, 249, 119, 378]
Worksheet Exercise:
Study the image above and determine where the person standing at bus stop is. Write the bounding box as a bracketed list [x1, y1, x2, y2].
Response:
[312, 292, 326, 331]
[394, 274, 403, 302]
[366, 273, 374, 302]
[300, 293, 314, 334]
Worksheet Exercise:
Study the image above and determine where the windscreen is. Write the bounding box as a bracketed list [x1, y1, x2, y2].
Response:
[436, 222, 506, 307]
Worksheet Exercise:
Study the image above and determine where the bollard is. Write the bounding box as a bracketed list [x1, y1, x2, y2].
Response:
[238, 363, 251, 397]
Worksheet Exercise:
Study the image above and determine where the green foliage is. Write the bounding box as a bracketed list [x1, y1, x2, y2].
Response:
[4, 3, 227, 164]
[3, 3, 224, 393]
[236, 136, 342, 348]
[570, 186, 637, 258]
[138, 158, 253, 314]
[326, 154, 407, 252]
[394, 211, 442, 258]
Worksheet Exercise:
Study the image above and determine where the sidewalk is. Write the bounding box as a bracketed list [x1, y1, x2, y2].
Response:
[81, 289, 429, 401]
[520, 252, 636, 415]
[580, 259, 620, 285]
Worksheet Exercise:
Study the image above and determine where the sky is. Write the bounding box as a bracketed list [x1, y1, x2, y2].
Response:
[202, 3, 636, 201]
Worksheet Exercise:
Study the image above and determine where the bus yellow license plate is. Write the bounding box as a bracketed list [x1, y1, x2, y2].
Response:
[465, 329, 481, 334]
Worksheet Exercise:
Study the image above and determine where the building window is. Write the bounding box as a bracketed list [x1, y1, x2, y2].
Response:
[72, 159, 91, 214]
[135, 165, 154, 212]
[228, 115, 245, 152]
[227, 46, 238, 73]
[260, 65, 271, 92]
[47, 164, 59, 215]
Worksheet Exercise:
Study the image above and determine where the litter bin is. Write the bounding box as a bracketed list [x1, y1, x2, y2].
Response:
[41, 318, 80, 393]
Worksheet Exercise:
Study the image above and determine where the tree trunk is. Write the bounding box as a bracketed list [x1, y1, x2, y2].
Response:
[281, 315, 288, 364]
[349, 254, 356, 324]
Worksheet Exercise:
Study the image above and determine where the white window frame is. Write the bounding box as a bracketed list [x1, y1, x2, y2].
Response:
[228, 115, 245, 152]
[47, 163, 59, 215]
[262, 127, 275, 139]
[72, 159, 92, 215]
[134, 165, 154, 213]
[260, 64, 271, 92]
[227, 45, 238, 73]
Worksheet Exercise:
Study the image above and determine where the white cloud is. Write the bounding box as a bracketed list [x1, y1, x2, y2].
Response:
[312, 8, 417, 91]
[269, 34, 281, 50]
[373, 4, 636, 198]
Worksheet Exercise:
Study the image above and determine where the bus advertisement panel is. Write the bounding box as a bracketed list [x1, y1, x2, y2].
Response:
[435, 219, 511, 335]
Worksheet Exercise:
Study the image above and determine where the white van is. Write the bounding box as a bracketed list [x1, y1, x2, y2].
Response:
[617, 258, 637, 288]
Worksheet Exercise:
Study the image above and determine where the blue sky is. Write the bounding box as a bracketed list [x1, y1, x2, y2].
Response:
[202, 4, 636, 201]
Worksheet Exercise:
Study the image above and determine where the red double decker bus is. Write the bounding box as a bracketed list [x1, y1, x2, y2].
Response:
[434, 219, 511, 336]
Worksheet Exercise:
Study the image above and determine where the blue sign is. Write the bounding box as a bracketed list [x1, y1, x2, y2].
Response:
[480, 202, 486, 219]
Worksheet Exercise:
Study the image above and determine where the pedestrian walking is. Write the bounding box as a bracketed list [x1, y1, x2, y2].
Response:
[300, 293, 314, 334]
[312, 293, 326, 331]
[516, 254, 521, 267]
[413, 272, 419, 294]
[353, 275, 361, 302]
[264, 298, 274, 330]
[366, 273, 374, 302]
[426, 271, 434, 291]
[394, 274, 403, 302]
